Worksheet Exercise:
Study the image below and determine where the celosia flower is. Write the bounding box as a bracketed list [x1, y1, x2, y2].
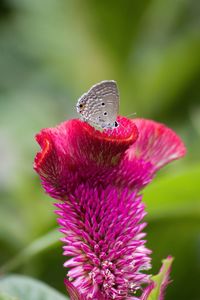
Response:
[34, 116, 185, 299]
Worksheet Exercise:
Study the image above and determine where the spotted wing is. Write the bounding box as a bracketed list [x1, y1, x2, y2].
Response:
[76, 80, 119, 128]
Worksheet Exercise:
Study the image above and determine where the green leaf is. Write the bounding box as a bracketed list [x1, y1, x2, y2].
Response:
[147, 257, 173, 300]
[144, 164, 200, 220]
[0, 275, 68, 300]
[0, 229, 61, 273]
[0, 292, 18, 300]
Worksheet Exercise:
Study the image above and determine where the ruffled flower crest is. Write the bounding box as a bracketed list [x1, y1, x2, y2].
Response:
[34, 116, 185, 300]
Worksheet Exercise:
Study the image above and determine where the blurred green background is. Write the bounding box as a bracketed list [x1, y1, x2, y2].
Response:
[0, 0, 199, 299]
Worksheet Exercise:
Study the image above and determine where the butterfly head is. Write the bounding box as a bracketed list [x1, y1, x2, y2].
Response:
[76, 97, 87, 115]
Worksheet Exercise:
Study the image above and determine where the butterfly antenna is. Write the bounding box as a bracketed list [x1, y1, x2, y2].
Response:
[124, 112, 137, 118]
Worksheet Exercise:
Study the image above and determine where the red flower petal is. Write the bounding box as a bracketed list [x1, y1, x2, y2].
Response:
[34, 116, 138, 199]
[127, 119, 186, 170]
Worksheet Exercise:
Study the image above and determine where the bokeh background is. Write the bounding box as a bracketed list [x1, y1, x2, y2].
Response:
[0, 0, 200, 299]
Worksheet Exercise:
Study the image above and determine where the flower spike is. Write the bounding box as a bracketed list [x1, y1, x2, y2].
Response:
[34, 114, 185, 299]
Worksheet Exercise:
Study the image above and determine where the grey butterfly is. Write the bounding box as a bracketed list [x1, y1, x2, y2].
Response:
[76, 80, 119, 129]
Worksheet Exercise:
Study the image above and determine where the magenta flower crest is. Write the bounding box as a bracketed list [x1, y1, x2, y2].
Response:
[34, 114, 185, 299]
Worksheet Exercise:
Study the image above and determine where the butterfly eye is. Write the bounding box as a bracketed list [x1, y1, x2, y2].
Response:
[79, 104, 83, 108]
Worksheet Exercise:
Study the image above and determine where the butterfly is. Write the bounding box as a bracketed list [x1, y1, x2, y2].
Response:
[76, 80, 119, 129]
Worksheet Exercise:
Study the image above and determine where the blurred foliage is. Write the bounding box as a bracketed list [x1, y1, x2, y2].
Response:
[0, 275, 68, 300]
[0, 0, 199, 299]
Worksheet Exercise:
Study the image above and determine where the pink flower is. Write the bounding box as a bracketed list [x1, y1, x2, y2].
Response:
[34, 116, 185, 299]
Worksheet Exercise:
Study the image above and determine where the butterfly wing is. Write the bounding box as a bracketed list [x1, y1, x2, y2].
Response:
[76, 80, 119, 128]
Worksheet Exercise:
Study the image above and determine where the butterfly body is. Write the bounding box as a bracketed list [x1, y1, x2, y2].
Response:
[76, 80, 119, 129]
